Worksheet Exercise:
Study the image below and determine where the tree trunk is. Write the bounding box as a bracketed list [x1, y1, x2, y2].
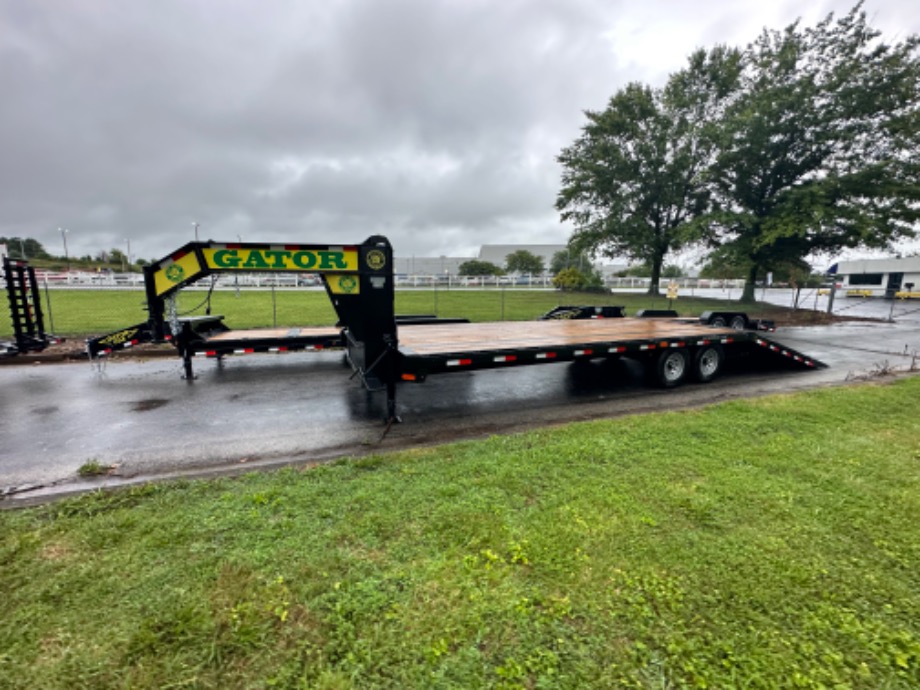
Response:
[740, 264, 758, 303]
[647, 256, 662, 296]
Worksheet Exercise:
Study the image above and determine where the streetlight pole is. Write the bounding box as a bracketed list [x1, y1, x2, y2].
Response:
[59, 227, 69, 270]
[123, 238, 131, 272]
[18, 238, 26, 260]
[192, 222, 199, 242]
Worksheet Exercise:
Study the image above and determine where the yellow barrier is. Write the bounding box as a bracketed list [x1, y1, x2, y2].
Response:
[895, 291, 920, 300]
[847, 289, 874, 297]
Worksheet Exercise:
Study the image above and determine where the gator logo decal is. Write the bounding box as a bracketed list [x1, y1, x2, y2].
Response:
[337, 275, 358, 293]
[165, 264, 185, 283]
[366, 249, 386, 271]
[97, 328, 139, 347]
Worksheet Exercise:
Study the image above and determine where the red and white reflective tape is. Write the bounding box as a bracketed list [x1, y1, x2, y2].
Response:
[269, 346, 289, 353]
[639, 344, 657, 351]
[608, 346, 626, 354]
[670, 341, 686, 348]
[493, 354, 517, 363]
[696, 339, 711, 346]
[233, 348, 255, 354]
[535, 352, 557, 360]
[574, 349, 593, 356]
[447, 358, 473, 367]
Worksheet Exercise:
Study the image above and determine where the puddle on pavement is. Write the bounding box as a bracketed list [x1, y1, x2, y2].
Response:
[132, 398, 170, 412]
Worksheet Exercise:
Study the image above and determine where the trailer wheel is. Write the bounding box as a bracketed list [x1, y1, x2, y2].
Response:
[693, 345, 723, 383]
[730, 314, 747, 330]
[653, 348, 689, 388]
[710, 315, 727, 327]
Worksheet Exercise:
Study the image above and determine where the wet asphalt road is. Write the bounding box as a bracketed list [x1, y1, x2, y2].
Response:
[2, 295, 919, 502]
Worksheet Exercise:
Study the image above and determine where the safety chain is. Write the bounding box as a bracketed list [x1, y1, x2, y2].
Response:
[166, 294, 180, 336]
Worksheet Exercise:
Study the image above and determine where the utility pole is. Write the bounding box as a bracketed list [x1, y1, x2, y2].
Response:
[59, 227, 69, 270]
[192, 221, 199, 242]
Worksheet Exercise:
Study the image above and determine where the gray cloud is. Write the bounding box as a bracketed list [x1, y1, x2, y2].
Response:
[1, 0, 916, 262]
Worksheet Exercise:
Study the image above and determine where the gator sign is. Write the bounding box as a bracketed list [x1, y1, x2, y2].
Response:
[202, 247, 358, 272]
[152, 246, 360, 296]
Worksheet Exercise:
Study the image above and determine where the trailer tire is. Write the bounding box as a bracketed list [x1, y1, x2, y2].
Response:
[710, 315, 727, 327]
[693, 345, 724, 383]
[730, 314, 747, 330]
[653, 348, 689, 388]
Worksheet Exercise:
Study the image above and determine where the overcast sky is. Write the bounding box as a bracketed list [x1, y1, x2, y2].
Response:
[2, 0, 917, 264]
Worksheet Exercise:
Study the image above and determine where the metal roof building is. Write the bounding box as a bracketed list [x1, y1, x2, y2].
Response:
[478, 244, 566, 271]
[832, 256, 920, 298]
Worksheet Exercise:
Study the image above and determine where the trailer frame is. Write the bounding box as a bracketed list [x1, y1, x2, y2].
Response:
[85, 235, 825, 423]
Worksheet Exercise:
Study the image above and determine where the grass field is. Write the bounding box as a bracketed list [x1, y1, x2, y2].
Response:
[2, 286, 789, 339]
[1, 377, 918, 688]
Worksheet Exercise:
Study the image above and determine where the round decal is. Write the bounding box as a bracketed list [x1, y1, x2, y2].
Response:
[366, 249, 386, 271]
[165, 264, 186, 283]
[338, 275, 358, 293]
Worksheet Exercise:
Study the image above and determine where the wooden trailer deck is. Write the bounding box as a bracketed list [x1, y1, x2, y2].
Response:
[397, 318, 735, 356]
[206, 326, 340, 342]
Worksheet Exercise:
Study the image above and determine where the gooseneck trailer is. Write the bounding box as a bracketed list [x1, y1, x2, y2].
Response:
[83, 235, 825, 423]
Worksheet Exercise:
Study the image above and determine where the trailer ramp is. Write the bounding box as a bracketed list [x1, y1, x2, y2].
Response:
[750, 335, 827, 369]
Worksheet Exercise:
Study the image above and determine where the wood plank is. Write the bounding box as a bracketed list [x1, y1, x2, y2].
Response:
[397, 319, 735, 356]
[208, 327, 339, 342]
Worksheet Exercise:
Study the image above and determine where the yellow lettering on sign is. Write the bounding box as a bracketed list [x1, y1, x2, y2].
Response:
[202, 248, 358, 272]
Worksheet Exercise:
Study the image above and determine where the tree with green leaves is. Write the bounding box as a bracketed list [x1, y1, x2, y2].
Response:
[504, 250, 544, 275]
[549, 249, 593, 275]
[458, 259, 504, 277]
[557, 47, 741, 295]
[0, 236, 52, 260]
[696, 4, 920, 302]
[552, 267, 604, 292]
[616, 262, 684, 278]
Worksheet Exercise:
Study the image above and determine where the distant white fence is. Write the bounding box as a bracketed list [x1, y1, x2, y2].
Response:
[23, 270, 747, 292]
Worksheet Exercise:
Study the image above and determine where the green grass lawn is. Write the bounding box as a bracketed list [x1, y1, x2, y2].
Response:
[2, 378, 918, 688]
[2, 287, 783, 339]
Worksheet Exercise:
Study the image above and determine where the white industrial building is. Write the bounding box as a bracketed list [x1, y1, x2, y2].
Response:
[832, 256, 920, 297]
[393, 244, 614, 277]
[477, 244, 566, 271]
[394, 244, 569, 277]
